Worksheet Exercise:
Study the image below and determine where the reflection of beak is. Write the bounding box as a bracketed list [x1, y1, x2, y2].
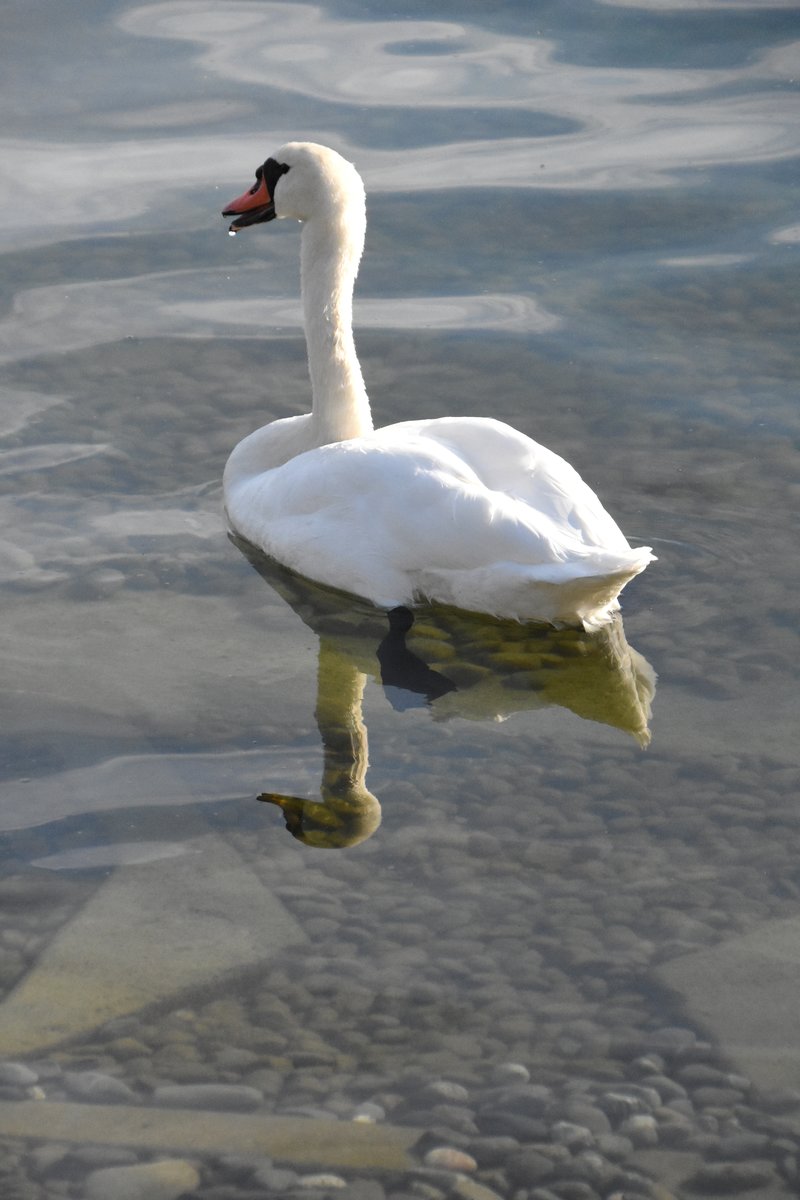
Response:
[222, 176, 276, 232]
[258, 792, 309, 841]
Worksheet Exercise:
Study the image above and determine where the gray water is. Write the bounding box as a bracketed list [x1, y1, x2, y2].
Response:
[1, 1, 799, 1197]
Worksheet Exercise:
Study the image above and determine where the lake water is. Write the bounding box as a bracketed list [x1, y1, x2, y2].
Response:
[1, 0, 800, 1196]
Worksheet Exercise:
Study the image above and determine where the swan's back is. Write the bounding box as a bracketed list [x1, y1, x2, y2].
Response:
[225, 416, 653, 626]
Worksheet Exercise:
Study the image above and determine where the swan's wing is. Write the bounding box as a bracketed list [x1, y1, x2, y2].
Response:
[381, 416, 636, 554]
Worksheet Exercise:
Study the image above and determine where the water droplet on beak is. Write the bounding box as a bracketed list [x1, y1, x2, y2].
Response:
[228, 228, 237, 237]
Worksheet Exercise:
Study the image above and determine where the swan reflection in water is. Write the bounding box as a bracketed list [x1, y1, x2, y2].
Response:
[237, 541, 656, 849]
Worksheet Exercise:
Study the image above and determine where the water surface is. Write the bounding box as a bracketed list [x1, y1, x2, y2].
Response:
[1, 0, 799, 1195]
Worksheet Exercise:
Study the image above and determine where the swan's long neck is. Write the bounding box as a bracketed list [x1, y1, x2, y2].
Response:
[300, 206, 373, 446]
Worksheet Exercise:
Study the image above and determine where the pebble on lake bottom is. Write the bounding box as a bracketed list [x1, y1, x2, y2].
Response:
[423, 1146, 478, 1172]
[686, 1159, 782, 1192]
[84, 1159, 200, 1200]
[298, 1172, 349, 1188]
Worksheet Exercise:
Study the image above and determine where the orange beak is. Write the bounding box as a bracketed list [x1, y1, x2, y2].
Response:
[222, 175, 276, 232]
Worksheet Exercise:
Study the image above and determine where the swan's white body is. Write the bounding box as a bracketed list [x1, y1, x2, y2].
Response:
[223, 143, 653, 627]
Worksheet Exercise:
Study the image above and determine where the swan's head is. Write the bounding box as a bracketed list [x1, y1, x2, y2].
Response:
[223, 142, 365, 233]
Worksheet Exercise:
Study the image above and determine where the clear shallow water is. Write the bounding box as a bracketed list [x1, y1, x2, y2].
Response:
[1, 0, 800, 1196]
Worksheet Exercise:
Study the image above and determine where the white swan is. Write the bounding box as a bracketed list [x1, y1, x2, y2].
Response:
[222, 142, 654, 628]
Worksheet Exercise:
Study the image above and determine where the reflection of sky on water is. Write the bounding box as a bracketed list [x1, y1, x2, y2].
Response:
[117, 0, 800, 196]
[601, 0, 798, 9]
[2, 1, 800, 251]
[118, 0, 798, 115]
[0, 271, 559, 366]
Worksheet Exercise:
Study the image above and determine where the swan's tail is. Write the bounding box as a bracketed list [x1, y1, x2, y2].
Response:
[502, 545, 655, 628]
[413, 546, 655, 628]
[551, 547, 655, 629]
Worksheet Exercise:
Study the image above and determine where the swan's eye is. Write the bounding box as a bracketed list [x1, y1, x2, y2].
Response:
[263, 158, 290, 199]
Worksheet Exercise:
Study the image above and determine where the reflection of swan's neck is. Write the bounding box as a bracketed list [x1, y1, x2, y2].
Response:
[301, 211, 373, 447]
[260, 638, 381, 848]
[316, 637, 371, 803]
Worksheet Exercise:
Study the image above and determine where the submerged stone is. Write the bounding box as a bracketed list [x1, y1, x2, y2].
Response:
[0, 1062, 38, 1086]
[656, 916, 800, 1092]
[153, 1084, 263, 1112]
[84, 1159, 200, 1200]
[63, 1071, 138, 1105]
[0, 1100, 421, 1169]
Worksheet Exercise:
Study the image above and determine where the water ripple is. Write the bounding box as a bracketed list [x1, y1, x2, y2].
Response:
[0, 271, 559, 364]
[118, 2, 800, 114]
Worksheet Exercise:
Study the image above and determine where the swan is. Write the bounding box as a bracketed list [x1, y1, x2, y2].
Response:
[222, 142, 654, 627]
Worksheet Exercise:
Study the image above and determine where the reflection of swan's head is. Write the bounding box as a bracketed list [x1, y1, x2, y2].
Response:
[223, 142, 365, 232]
[259, 788, 381, 850]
